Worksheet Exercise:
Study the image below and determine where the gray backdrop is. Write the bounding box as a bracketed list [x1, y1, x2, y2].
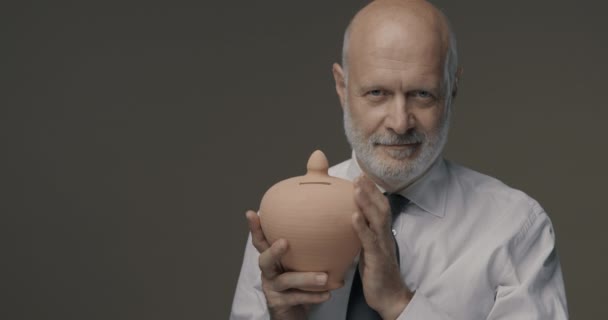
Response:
[3, 0, 607, 319]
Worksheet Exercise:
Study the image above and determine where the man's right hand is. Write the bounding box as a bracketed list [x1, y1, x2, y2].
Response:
[245, 210, 332, 320]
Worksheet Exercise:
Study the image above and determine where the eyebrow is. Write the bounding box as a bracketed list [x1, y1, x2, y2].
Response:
[356, 83, 441, 94]
[357, 84, 384, 93]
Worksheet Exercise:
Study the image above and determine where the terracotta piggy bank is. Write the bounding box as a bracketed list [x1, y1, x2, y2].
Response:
[259, 150, 360, 291]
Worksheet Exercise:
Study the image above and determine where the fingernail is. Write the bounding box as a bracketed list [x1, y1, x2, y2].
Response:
[278, 240, 287, 251]
[316, 274, 327, 285]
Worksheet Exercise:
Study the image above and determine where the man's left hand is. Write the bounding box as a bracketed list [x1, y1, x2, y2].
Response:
[351, 174, 414, 320]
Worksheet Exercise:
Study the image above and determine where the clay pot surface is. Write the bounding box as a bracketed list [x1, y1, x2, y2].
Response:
[259, 150, 360, 291]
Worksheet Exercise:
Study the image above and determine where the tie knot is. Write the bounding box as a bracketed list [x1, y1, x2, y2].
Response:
[384, 193, 410, 216]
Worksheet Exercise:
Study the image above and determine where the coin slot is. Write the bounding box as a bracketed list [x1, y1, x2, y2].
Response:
[299, 182, 331, 185]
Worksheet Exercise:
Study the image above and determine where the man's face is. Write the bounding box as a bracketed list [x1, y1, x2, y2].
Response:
[335, 26, 450, 189]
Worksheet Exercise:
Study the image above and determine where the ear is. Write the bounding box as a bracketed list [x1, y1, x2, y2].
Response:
[452, 66, 463, 98]
[332, 63, 347, 110]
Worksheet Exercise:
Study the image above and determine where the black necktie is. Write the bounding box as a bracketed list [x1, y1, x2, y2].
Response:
[346, 193, 409, 319]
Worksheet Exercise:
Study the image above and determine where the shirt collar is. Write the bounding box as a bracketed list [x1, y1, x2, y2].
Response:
[346, 150, 449, 218]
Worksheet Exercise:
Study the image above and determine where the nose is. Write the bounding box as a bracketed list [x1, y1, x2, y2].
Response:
[384, 95, 413, 135]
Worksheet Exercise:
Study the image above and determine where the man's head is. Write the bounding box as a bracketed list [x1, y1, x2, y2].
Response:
[332, 0, 462, 192]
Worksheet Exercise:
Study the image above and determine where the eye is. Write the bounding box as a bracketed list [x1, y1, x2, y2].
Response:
[368, 89, 384, 96]
[414, 90, 433, 99]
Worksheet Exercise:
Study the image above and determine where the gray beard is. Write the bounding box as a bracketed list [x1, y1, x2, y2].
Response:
[343, 104, 451, 190]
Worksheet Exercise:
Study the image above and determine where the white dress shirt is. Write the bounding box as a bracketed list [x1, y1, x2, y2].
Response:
[230, 154, 568, 319]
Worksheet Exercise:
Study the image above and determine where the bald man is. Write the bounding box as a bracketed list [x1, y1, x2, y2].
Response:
[231, 1, 568, 319]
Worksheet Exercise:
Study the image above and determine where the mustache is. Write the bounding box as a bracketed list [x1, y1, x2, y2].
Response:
[370, 130, 425, 145]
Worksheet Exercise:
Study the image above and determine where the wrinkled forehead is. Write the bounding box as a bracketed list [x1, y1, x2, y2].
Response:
[348, 19, 447, 75]
[358, 21, 444, 56]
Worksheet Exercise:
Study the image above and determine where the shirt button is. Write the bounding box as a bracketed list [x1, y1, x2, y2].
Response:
[392, 229, 397, 236]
